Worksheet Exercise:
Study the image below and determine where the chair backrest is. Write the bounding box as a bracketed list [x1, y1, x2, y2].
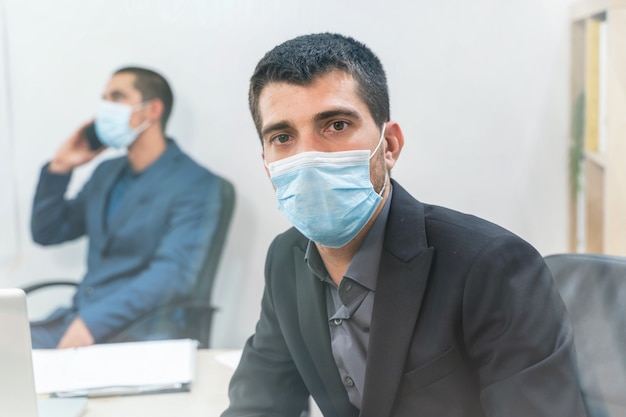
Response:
[544, 253, 626, 417]
[106, 175, 236, 348]
[193, 176, 236, 301]
[187, 175, 236, 344]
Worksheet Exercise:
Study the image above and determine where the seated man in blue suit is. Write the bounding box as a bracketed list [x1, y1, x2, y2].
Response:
[221, 34, 586, 416]
[30, 66, 223, 349]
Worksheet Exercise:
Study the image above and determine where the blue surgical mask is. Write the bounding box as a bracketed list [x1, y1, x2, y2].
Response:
[95, 100, 151, 148]
[267, 125, 387, 248]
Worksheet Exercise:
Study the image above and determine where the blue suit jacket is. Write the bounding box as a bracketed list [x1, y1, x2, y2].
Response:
[223, 180, 586, 417]
[31, 140, 223, 342]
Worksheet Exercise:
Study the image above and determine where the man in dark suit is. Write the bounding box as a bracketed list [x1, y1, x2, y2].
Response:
[30, 67, 223, 349]
[222, 33, 586, 416]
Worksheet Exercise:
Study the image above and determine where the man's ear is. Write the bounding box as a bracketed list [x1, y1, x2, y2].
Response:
[382, 121, 404, 171]
[147, 99, 164, 123]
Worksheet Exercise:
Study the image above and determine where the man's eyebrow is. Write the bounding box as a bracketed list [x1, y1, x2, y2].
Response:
[261, 121, 293, 138]
[103, 90, 126, 100]
[314, 109, 361, 123]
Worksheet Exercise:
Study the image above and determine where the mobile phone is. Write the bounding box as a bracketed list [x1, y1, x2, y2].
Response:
[83, 122, 104, 151]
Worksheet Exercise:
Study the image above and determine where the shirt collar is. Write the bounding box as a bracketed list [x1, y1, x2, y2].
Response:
[126, 137, 177, 176]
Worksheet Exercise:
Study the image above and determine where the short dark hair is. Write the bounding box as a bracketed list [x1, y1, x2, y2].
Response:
[114, 66, 174, 130]
[249, 33, 389, 143]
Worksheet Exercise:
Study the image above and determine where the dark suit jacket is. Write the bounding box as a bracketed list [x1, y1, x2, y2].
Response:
[31, 140, 223, 342]
[223, 180, 586, 417]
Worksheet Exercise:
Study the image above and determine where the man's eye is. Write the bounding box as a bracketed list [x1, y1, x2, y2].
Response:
[271, 134, 290, 144]
[332, 121, 346, 131]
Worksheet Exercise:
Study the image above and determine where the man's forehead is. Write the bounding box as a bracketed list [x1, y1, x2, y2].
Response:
[261, 70, 356, 96]
[258, 72, 366, 125]
[105, 72, 139, 95]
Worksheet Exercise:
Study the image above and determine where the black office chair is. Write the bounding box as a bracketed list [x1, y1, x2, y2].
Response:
[544, 253, 626, 417]
[23, 176, 236, 349]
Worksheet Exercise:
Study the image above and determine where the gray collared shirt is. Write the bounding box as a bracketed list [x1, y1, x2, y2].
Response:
[305, 186, 392, 410]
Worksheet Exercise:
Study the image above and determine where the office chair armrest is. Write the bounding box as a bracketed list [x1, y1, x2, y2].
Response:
[21, 280, 79, 294]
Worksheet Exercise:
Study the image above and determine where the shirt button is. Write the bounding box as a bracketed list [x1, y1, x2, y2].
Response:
[85, 287, 94, 295]
[344, 376, 355, 387]
[333, 319, 343, 326]
[345, 284, 352, 291]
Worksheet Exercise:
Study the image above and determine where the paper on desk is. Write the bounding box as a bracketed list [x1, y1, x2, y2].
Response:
[32, 339, 198, 396]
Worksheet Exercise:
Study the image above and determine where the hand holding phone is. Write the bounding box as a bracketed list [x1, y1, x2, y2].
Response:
[83, 122, 104, 151]
[49, 122, 103, 173]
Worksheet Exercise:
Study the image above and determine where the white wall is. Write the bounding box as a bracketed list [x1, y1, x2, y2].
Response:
[0, 1, 20, 269]
[0, 0, 576, 348]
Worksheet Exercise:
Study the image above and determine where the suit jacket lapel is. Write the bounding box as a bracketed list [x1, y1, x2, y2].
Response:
[360, 181, 435, 417]
[107, 141, 181, 232]
[294, 245, 358, 417]
[92, 158, 126, 252]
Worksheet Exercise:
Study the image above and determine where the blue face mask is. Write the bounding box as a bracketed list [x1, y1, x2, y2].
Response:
[267, 125, 387, 248]
[95, 100, 151, 148]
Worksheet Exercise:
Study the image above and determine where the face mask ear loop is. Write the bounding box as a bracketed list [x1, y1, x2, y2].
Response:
[131, 100, 154, 135]
[132, 100, 152, 112]
[377, 170, 389, 196]
[370, 123, 388, 196]
[133, 119, 152, 135]
[369, 123, 387, 160]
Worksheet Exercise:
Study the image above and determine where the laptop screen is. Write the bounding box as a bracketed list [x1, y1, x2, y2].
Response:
[0, 288, 86, 417]
[0, 288, 40, 417]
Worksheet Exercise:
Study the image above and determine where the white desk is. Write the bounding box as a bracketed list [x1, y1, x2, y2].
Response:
[81, 349, 235, 417]
[77, 348, 323, 417]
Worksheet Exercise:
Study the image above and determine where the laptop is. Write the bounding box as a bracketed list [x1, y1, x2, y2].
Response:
[0, 288, 87, 417]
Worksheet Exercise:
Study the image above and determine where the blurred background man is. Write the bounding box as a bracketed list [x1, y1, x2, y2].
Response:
[30, 67, 224, 349]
